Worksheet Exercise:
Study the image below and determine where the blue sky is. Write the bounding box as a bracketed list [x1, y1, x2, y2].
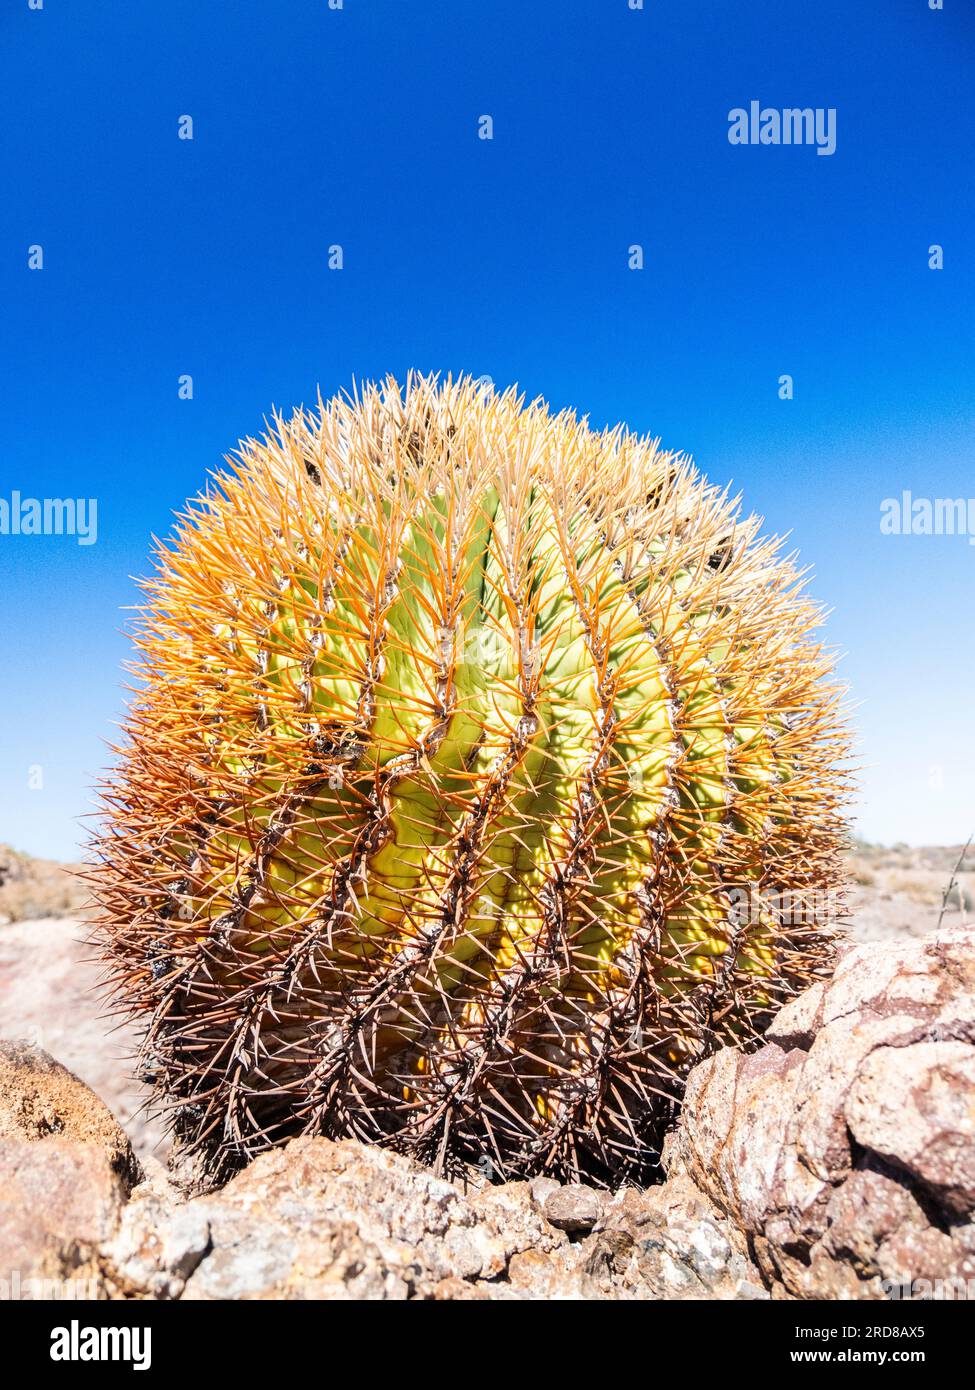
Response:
[1, 0, 972, 860]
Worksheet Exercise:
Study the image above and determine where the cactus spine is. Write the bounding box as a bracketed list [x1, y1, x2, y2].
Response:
[92, 374, 850, 1185]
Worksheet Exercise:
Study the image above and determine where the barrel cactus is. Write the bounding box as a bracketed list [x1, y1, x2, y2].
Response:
[92, 374, 849, 1185]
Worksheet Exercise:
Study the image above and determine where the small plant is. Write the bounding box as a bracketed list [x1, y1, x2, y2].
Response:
[92, 375, 850, 1185]
[938, 836, 974, 926]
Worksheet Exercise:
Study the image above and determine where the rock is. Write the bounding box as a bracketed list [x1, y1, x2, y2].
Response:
[506, 1246, 585, 1298]
[0, 1138, 126, 1293]
[528, 1174, 562, 1209]
[542, 1183, 605, 1233]
[579, 1170, 766, 1299]
[97, 1134, 759, 1300]
[671, 924, 975, 1298]
[0, 1043, 142, 1293]
[468, 1180, 567, 1256]
[0, 1040, 141, 1189]
[845, 1041, 975, 1217]
[102, 1158, 211, 1299]
[178, 1138, 513, 1299]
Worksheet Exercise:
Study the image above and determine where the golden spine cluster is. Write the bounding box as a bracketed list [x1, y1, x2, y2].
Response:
[91, 374, 850, 1185]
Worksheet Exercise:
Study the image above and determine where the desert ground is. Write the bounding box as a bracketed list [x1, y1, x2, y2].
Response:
[0, 840, 970, 1166]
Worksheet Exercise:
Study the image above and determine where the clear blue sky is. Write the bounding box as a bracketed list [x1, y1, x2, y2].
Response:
[1, 0, 972, 861]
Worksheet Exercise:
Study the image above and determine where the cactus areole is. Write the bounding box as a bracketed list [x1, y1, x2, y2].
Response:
[93, 375, 849, 1185]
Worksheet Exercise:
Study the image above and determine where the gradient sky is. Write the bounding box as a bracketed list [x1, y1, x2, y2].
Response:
[1, 0, 972, 861]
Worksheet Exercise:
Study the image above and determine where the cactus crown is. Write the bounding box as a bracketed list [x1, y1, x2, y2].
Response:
[93, 374, 849, 1185]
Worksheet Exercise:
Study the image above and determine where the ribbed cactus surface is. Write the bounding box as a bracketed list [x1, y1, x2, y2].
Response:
[93, 375, 849, 1184]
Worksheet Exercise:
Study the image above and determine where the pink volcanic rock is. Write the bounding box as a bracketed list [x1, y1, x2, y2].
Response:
[670, 924, 975, 1298]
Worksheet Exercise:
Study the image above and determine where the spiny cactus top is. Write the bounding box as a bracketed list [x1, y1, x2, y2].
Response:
[92, 374, 849, 1185]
